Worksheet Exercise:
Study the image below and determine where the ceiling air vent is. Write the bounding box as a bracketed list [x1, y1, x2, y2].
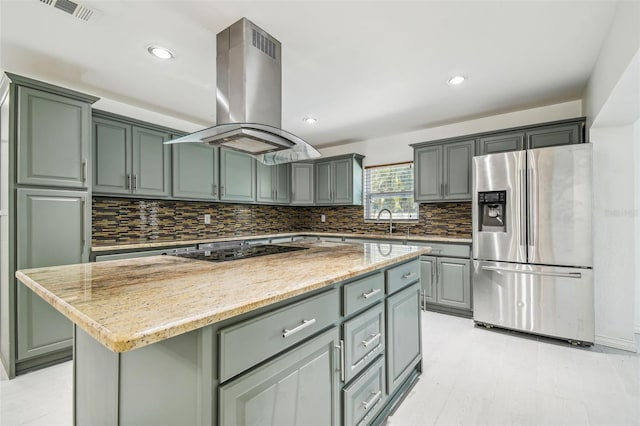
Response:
[39, 0, 96, 22]
[251, 28, 277, 60]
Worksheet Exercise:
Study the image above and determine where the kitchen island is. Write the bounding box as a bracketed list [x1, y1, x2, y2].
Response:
[16, 240, 430, 426]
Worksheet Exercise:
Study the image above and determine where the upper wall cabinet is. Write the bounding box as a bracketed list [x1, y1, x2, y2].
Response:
[290, 162, 314, 205]
[172, 142, 219, 200]
[92, 111, 171, 198]
[315, 154, 364, 205]
[475, 118, 585, 156]
[219, 147, 256, 202]
[16, 84, 96, 189]
[257, 162, 290, 204]
[414, 140, 474, 203]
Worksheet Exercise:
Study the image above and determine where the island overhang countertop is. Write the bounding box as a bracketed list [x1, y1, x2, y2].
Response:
[16, 240, 430, 353]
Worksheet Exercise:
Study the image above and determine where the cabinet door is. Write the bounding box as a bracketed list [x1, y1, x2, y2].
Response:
[17, 87, 90, 188]
[414, 145, 442, 202]
[274, 163, 290, 203]
[526, 123, 583, 149]
[436, 257, 471, 310]
[172, 143, 218, 200]
[386, 282, 421, 395]
[420, 256, 436, 308]
[93, 117, 132, 195]
[477, 132, 524, 156]
[219, 328, 340, 426]
[315, 160, 333, 204]
[332, 158, 353, 204]
[443, 140, 473, 201]
[16, 188, 89, 360]
[132, 126, 171, 197]
[291, 163, 314, 205]
[220, 148, 256, 202]
[256, 162, 275, 203]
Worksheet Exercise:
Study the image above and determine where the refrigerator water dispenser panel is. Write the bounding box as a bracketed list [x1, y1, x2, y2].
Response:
[478, 190, 506, 232]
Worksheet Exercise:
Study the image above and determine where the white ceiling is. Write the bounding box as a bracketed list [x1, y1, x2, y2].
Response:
[0, 0, 619, 148]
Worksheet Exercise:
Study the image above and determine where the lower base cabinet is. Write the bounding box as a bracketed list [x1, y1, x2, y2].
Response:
[386, 282, 421, 395]
[343, 355, 386, 426]
[421, 255, 471, 311]
[219, 328, 340, 426]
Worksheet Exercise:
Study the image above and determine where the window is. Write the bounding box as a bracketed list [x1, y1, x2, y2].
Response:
[364, 162, 418, 220]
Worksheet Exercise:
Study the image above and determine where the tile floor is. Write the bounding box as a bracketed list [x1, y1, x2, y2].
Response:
[1, 311, 639, 425]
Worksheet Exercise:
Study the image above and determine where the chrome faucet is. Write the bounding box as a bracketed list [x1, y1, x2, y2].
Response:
[377, 208, 394, 234]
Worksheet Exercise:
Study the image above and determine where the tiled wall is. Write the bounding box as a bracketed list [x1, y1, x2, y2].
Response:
[92, 197, 471, 245]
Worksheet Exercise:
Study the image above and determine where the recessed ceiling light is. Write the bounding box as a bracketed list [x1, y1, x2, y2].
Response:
[447, 75, 466, 85]
[303, 117, 317, 124]
[147, 45, 174, 60]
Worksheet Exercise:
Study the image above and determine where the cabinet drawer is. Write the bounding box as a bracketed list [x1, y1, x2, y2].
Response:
[343, 303, 385, 383]
[409, 241, 470, 258]
[386, 260, 420, 295]
[343, 355, 386, 426]
[219, 289, 339, 382]
[343, 272, 384, 317]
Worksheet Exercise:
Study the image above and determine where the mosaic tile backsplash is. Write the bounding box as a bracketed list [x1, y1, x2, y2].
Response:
[92, 197, 471, 245]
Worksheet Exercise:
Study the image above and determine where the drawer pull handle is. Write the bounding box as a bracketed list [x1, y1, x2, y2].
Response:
[362, 390, 382, 410]
[402, 272, 418, 280]
[362, 288, 381, 299]
[283, 318, 316, 338]
[362, 333, 381, 348]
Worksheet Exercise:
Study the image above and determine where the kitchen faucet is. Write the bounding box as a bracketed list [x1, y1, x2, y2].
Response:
[377, 208, 394, 234]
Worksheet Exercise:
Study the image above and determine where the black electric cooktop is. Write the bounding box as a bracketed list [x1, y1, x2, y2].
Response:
[175, 244, 308, 263]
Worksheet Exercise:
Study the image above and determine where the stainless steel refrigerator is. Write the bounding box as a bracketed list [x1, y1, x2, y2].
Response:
[472, 143, 594, 345]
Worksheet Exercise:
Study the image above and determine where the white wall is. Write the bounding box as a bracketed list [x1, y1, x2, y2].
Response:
[583, 1, 640, 351]
[319, 100, 582, 166]
[591, 125, 637, 350]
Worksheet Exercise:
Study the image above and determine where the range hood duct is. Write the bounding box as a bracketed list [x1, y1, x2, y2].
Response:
[166, 18, 320, 165]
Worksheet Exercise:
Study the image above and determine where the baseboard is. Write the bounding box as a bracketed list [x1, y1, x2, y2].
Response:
[594, 334, 637, 352]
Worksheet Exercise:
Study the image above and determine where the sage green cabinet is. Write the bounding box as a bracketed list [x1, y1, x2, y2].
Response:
[219, 148, 256, 202]
[16, 188, 89, 361]
[414, 140, 473, 202]
[290, 162, 314, 205]
[477, 132, 524, 156]
[526, 122, 583, 149]
[17, 86, 91, 189]
[315, 154, 363, 205]
[172, 143, 219, 200]
[219, 328, 340, 426]
[93, 115, 171, 197]
[386, 282, 421, 395]
[419, 256, 436, 307]
[437, 257, 471, 310]
[257, 162, 290, 204]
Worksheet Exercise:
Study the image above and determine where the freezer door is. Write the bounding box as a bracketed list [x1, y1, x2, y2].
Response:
[472, 261, 594, 343]
[527, 144, 592, 267]
[472, 151, 526, 262]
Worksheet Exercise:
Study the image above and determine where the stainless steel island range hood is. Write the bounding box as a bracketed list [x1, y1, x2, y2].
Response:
[166, 18, 320, 165]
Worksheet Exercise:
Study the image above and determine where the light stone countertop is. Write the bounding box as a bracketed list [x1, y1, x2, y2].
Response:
[16, 240, 431, 353]
[91, 232, 471, 252]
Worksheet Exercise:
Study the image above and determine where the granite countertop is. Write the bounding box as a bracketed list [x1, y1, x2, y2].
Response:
[91, 232, 471, 252]
[16, 240, 431, 353]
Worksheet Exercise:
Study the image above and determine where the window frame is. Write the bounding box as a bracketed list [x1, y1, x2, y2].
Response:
[363, 161, 419, 222]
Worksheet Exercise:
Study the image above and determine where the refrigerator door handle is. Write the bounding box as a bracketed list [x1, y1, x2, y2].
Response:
[481, 265, 582, 279]
[519, 168, 526, 248]
[528, 167, 536, 248]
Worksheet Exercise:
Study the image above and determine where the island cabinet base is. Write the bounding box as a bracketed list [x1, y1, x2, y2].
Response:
[70, 256, 425, 426]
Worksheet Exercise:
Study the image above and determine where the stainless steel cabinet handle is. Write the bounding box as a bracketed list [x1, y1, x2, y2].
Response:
[80, 199, 86, 248]
[435, 263, 440, 283]
[481, 266, 582, 279]
[212, 184, 218, 196]
[362, 288, 381, 299]
[362, 333, 381, 348]
[132, 174, 137, 190]
[402, 272, 418, 280]
[82, 159, 87, 184]
[430, 263, 435, 283]
[440, 183, 443, 196]
[362, 390, 382, 410]
[282, 318, 316, 338]
[220, 185, 225, 196]
[335, 339, 345, 382]
[125, 174, 131, 189]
